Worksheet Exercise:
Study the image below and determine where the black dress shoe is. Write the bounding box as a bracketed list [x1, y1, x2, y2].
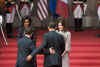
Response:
[96, 34, 100, 37]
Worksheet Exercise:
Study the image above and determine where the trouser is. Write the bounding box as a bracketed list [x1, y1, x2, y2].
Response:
[6, 23, 13, 37]
[74, 18, 83, 31]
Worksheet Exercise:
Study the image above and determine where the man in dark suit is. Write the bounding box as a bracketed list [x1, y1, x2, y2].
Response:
[26, 22, 65, 67]
[16, 27, 36, 67]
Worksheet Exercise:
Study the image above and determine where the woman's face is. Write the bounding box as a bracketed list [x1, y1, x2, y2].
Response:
[58, 22, 64, 31]
[24, 19, 30, 28]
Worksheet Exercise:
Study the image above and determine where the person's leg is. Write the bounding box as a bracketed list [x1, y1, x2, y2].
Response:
[75, 18, 78, 32]
[9, 23, 13, 35]
[6, 23, 13, 38]
[96, 21, 100, 37]
[79, 18, 83, 31]
[6, 23, 10, 38]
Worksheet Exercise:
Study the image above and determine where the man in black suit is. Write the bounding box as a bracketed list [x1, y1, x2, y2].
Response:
[26, 22, 65, 67]
[16, 27, 36, 67]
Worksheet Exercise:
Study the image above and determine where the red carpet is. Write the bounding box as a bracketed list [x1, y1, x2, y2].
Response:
[0, 29, 100, 67]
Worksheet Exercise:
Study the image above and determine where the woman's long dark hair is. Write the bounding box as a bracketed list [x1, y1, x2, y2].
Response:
[57, 17, 66, 32]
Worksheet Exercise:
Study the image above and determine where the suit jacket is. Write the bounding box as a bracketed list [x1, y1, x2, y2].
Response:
[30, 31, 65, 67]
[17, 27, 24, 39]
[16, 36, 36, 67]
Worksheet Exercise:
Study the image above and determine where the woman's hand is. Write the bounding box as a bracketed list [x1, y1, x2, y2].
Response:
[61, 50, 68, 56]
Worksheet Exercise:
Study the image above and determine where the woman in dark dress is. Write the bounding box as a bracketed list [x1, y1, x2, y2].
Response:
[17, 16, 37, 67]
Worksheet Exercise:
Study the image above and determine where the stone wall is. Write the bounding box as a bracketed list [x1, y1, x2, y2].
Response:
[83, 0, 98, 28]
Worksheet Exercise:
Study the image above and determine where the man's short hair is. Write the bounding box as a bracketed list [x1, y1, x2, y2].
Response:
[48, 21, 57, 29]
[25, 27, 33, 35]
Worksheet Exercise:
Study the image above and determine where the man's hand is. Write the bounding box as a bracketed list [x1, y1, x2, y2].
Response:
[26, 55, 32, 61]
[49, 47, 55, 54]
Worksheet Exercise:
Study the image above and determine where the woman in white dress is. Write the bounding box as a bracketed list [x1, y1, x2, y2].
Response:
[56, 18, 71, 67]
